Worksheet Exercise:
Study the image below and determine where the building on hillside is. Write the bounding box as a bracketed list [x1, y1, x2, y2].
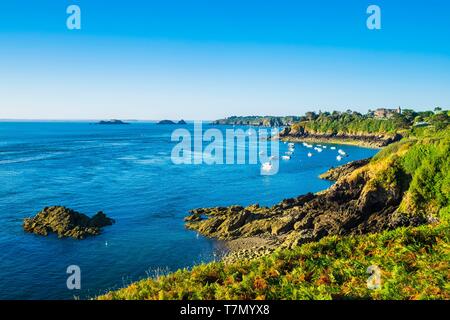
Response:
[372, 107, 402, 118]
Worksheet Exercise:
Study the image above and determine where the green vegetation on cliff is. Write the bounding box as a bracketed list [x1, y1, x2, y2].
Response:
[292, 113, 408, 135]
[370, 126, 450, 219]
[288, 109, 449, 136]
[99, 222, 449, 300]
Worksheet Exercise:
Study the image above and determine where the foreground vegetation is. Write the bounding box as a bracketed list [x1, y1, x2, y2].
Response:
[99, 222, 449, 300]
[100, 113, 449, 300]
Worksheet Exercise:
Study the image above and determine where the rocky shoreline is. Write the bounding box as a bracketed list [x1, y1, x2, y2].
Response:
[278, 127, 402, 148]
[185, 157, 425, 263]
[319, 158, 371, 181]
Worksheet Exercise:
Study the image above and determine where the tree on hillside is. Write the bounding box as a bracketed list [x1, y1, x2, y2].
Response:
[305, 111, 317, 121]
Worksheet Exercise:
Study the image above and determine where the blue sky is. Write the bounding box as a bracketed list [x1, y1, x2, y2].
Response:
[0, 0, 449, 119]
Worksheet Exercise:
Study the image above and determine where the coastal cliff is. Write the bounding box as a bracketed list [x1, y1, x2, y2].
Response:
[184, 156, 421, 261]
[278, 126, 402, 148]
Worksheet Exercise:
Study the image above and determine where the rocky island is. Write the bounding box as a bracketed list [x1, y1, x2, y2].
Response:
[157, 120, 176, 124]
[97, 119, 129, 125]
[23, 206, 115, 239]
[213, 116, 301, 127]
[157, 119, 187, 125]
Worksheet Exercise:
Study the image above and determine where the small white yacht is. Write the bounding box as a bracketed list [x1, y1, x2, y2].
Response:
[261, 162, 273, 171]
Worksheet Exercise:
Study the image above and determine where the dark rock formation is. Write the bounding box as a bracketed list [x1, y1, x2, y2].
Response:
[157, 120, 176, 124]
[319, 158, 371, 181]
[97, 120, 129, 125]
[23, 206, 115, 239]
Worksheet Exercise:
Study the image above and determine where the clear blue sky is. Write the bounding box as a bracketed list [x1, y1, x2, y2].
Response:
[0, 0, 449, 119]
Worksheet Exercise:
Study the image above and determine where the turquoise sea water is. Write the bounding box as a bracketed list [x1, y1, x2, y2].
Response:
[0, 122, 378, 299]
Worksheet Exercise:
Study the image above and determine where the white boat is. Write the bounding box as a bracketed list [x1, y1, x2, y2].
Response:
[307, 152, 313, 157]
[282, 155, 291, 160]
[259, 151, 265, 156]
[269, 155, 279, 160]
[314, 147, 323, 152]
[323, 146, 327, 149]
[338, 149, 347, 156]
[330, 146, 336, 150]
[288, 143, 295, 147]
[261, 162, 273, 171]
[336, 155, 343, 161]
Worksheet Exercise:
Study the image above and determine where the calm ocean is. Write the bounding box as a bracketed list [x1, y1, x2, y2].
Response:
[0, 122, 378, 299]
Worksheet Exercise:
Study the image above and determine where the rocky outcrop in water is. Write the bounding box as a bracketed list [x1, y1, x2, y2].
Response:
[185, 160, 424, 254]
[157, 120, 176, 124]
[23, 206, 115, 239]
[97, 120, 129, 125]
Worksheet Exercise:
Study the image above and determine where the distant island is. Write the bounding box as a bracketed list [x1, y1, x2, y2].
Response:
[213, 116, 301, 127]
[158, 119, 187, 125]
[97, 119, 129, 125]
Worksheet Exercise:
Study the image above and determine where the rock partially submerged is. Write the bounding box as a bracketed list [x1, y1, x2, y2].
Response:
[23, 206, 115, 239]
[97, 119, 129, 125]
